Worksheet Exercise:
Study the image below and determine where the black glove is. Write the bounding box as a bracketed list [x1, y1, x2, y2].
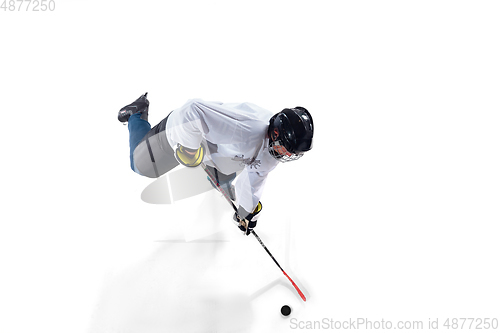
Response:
[233, 201, 262, 235]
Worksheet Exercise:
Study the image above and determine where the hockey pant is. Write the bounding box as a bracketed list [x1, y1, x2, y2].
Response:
[129, 112, 179, 178]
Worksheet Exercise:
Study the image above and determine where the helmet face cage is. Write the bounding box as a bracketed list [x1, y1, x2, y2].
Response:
[268, 139, 304, 162]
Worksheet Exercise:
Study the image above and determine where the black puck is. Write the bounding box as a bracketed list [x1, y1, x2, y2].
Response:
[281, 305, 291, 316]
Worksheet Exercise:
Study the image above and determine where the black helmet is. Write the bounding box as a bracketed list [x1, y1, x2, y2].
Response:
[268, 107, 314, 162]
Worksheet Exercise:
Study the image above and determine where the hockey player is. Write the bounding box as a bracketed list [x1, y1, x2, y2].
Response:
[118, 93, 314, 235]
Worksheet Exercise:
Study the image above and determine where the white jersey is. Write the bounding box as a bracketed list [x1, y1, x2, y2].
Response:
[165, 99, 279, 213]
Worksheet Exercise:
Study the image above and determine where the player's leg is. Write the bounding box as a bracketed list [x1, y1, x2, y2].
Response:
[117, 93, 151, 173]
[128, 113, 151, 172]
[118, 93, 178, 177]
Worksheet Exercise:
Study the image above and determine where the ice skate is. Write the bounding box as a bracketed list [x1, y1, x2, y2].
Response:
[118, 92, 149, 123]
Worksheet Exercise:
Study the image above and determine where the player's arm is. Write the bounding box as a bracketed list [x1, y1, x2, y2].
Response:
[233, 168, 271, 235]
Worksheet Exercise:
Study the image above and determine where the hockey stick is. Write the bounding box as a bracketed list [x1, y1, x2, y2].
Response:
[201, 162, 307, 302]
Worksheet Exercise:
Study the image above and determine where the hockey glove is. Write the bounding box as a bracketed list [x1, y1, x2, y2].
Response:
[233, 201, 262, 236]
[175, 144, 205, 167]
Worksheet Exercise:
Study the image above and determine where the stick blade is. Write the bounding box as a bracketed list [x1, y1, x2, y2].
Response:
[283, 271, 306, 302]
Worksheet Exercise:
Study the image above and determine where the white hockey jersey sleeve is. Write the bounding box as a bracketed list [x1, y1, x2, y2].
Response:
[167, 99, 257, 150]
[235, 169, 268, 214]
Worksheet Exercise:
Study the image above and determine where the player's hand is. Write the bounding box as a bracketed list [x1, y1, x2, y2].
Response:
[233, 202, 262, 235]
[233, 215, 256, 236]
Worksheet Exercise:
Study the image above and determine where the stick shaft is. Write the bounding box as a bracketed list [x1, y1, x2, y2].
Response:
[250, 230, 283, 271]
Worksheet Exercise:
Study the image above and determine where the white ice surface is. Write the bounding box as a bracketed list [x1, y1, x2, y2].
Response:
[1, 1, 500, 332]
[87, 193, 308, 333]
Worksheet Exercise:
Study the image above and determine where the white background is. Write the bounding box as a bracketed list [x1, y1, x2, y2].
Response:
[1, 1, 499, 332]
